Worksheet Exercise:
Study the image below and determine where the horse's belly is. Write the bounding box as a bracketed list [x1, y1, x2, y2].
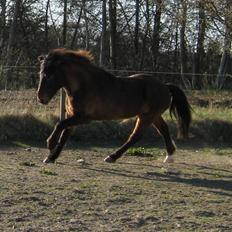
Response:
[86, 99, 145, 120]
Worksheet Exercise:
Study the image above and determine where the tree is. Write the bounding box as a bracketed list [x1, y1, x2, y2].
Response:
[60, 0, 68, 120]
[192, 0, 206, 89]
[152, 0, 162, 70]
[99, 0, 107, 66]
[109, 0, 117, 69]
[179, 0, 189, 88]
[62, 0, 68, 47]
[134, 0, 140, 55]
[44, 0, 50, 53]
[83, 0, 90, 50]
[216, 0, 232, 89]
[139, 0, 150, 70]
[0, 0, 7, 55]
[5, 0, 22, 90]
[70, 2, 83, 49]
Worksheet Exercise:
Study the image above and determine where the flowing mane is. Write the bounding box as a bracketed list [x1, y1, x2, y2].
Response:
[46, 48, 115, 81]
[74, 49, 94, 61]
[51, 48, 94, 63]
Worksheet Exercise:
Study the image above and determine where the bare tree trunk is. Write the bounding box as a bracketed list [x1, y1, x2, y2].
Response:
[48, 2, 61, 46]
[60, 0, 68, 121]
[173, 0, 179, 73]
[70, 6, 83, 49]
[62, 0, 68, 47]
[216, 0, 232, 89]
[133, 0, 140, 69]
[179, 0, 188, 88]
[139, 0, 150, 70]
[83, 1, 90, 50]
[192, 0, 206, 89]
[216, 42, 231, 89]
[109, 0, 117, 69]
[5, 0, 21, 90]
[0, 0, 6, 55]
[152, 0, 162, 70]
[134, 0, 140, 55]
[99, 0, 107, 66]
[44, 0, 50, 53]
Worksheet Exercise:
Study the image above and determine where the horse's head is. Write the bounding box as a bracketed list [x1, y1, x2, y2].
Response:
[37, 48, 94, 104]
[37, 51, 66, 105]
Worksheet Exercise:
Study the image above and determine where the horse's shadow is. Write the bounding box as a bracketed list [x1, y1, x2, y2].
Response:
[152, 171, 232, 192]
[78, 162, 232, 194]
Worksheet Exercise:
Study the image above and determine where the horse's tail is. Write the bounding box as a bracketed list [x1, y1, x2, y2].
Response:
[166, 84, 192, 139]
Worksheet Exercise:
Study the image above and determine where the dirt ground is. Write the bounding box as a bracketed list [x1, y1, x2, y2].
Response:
[0, 143, 232, 232]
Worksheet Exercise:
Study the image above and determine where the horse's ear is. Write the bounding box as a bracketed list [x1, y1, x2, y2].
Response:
[38, 55, 45, 62]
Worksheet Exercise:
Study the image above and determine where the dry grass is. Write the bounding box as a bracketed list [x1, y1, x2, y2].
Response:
[0, 89, 232, 145]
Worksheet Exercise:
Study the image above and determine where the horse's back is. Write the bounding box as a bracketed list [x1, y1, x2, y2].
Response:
[128, 74, 171, 114]
[67, 73, 171, 120]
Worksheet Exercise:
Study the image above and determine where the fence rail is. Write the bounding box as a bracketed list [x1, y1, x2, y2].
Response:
[2, 65, 232, 77]
[0, 66, 231, 121]
[0, 65, 232, 91]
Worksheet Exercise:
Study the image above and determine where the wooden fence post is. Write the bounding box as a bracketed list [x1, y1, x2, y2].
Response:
[60, 88, 66, 120]
[60, 0, 67, 121]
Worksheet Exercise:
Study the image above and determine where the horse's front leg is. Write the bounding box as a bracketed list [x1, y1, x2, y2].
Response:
[44, 129, 71, 163]
[44, 115, 89, 163]
[47, 122, 64, 151]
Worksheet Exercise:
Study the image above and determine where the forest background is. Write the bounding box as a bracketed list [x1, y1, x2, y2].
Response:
[1, 0, 232, 90]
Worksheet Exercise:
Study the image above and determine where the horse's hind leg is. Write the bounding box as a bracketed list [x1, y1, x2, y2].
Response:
[104, 114, 153, 163]
[152, 116, 176, 163]
[43, 129, 71, 163]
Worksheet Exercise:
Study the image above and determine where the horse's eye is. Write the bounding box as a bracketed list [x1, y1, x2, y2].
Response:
[46, 74, 52, 79]
[43, 73, 50, 80]
[43, 68, 50, 77]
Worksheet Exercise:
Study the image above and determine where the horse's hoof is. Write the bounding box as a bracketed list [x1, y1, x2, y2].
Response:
[43, 157, 55, 164]
[163, 155, 174, 163]
[104, 156, 116, 163]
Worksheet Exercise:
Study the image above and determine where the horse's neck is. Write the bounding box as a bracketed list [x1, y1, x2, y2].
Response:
[84, 68, 116, 88]
[64, 65, 116, 96]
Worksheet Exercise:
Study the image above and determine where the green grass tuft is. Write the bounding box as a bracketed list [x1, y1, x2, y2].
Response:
[40, 168, 57, 176]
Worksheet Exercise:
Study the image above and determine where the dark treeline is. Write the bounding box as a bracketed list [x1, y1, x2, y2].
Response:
[0, 0, 232, 89]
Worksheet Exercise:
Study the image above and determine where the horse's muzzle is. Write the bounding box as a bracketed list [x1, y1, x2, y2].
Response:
[37, 95, 48, 105]
[37, 89, 49, 104]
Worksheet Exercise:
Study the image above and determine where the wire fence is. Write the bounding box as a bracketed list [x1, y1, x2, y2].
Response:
[0, 66, 38, 90]
[0, 65, 232, 90]
[0, 65, 231, 123]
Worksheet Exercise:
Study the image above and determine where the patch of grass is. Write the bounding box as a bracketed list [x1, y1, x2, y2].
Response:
[12, 141, 30, 148]
[0, 114, 52, 142]
[40, 167, 57, 176]
[127, 147, 164, 160]
[191, 119, 232, 143]
[214, 148, 232, 157]
[127, 147, 147, 156]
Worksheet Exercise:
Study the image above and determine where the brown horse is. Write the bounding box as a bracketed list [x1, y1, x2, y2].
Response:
[37, 48, 191, 164]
